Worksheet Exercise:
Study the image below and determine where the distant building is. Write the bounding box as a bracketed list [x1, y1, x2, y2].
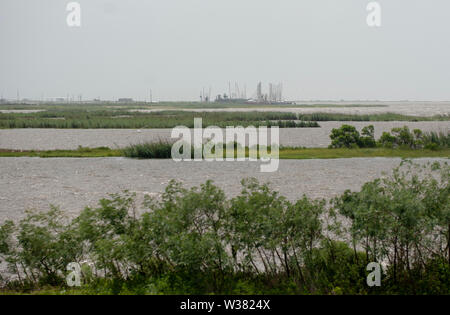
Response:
[118, 98, 134, 103]
[215, 82, 293, 105]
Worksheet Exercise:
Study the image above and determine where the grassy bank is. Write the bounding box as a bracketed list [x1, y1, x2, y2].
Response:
[0, 147, 122, 158]
[279, 147, 450, 159]
[1, 146, 448, 159]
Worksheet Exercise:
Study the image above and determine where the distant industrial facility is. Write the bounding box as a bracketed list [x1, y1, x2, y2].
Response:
[213, 82, 293, 105]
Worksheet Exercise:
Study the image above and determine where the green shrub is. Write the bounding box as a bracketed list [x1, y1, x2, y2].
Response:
[331, 124, 449, 150]
[379, 126, 449, 149]
[379, 131, 397, 148]
[1, 162, 449, 294]
[0, 207, 83, 287]
[329, 124, 376, 149]
[332, 161, 450, 293]
[359, 125, 376, 148]
[329, 125, 361, 148]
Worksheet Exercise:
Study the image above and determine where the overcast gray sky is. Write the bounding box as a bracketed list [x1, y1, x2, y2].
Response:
[1, 0, 449, 101]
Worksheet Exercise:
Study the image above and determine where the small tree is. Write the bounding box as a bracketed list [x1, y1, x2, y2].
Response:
[360, 125, 376, 148]
[379, 126, 424, 149]
[379, 132, 396, 148]
[329, 125, 361, 148]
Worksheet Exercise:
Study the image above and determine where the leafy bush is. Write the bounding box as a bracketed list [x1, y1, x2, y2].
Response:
[0, 208, 83, 287]
[424, 131, 450, 149]
[332, 161, 450, 293]
[331, 125, 449, 150]
[329, 125, 376, 148]
[360, 125, 377, 148]
[379, 126, 420, 149]
[1, 161, 449, 294]
[329, 125, 361, 148]
[379, 126, 450, 150]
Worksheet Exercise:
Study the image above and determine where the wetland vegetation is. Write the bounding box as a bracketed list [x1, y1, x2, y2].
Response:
[0, 103, 448, 129]
[1, 161, 449, 295]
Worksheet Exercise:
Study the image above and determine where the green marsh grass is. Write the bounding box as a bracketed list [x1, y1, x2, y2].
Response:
[0, 109, 320, 129]
[1, 145, 448, 160]
[122, 141, 173, 159]
[297, 112, 449, 121]
[1, 103, 448, 129]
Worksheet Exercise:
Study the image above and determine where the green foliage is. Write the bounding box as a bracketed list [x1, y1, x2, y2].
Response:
[0, 109, 319, 129]
[122, 141, 173, 159]
[308, 241, 368, 295]
[333, 161, 450, 294]
[297, 112, 449, 122]
[379, 126, 450, 149]
[1, 103, 448, 130]
[360, 125, 377, 148]
[331, 125, 449, 150]
[0, 208, 83, 287]
[329, 124, 370, 148]
[1, 162, 449, 294]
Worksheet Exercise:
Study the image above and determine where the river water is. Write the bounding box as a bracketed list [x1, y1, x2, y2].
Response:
[0, 157, 447, 221]
[0, 121, 448, 150]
